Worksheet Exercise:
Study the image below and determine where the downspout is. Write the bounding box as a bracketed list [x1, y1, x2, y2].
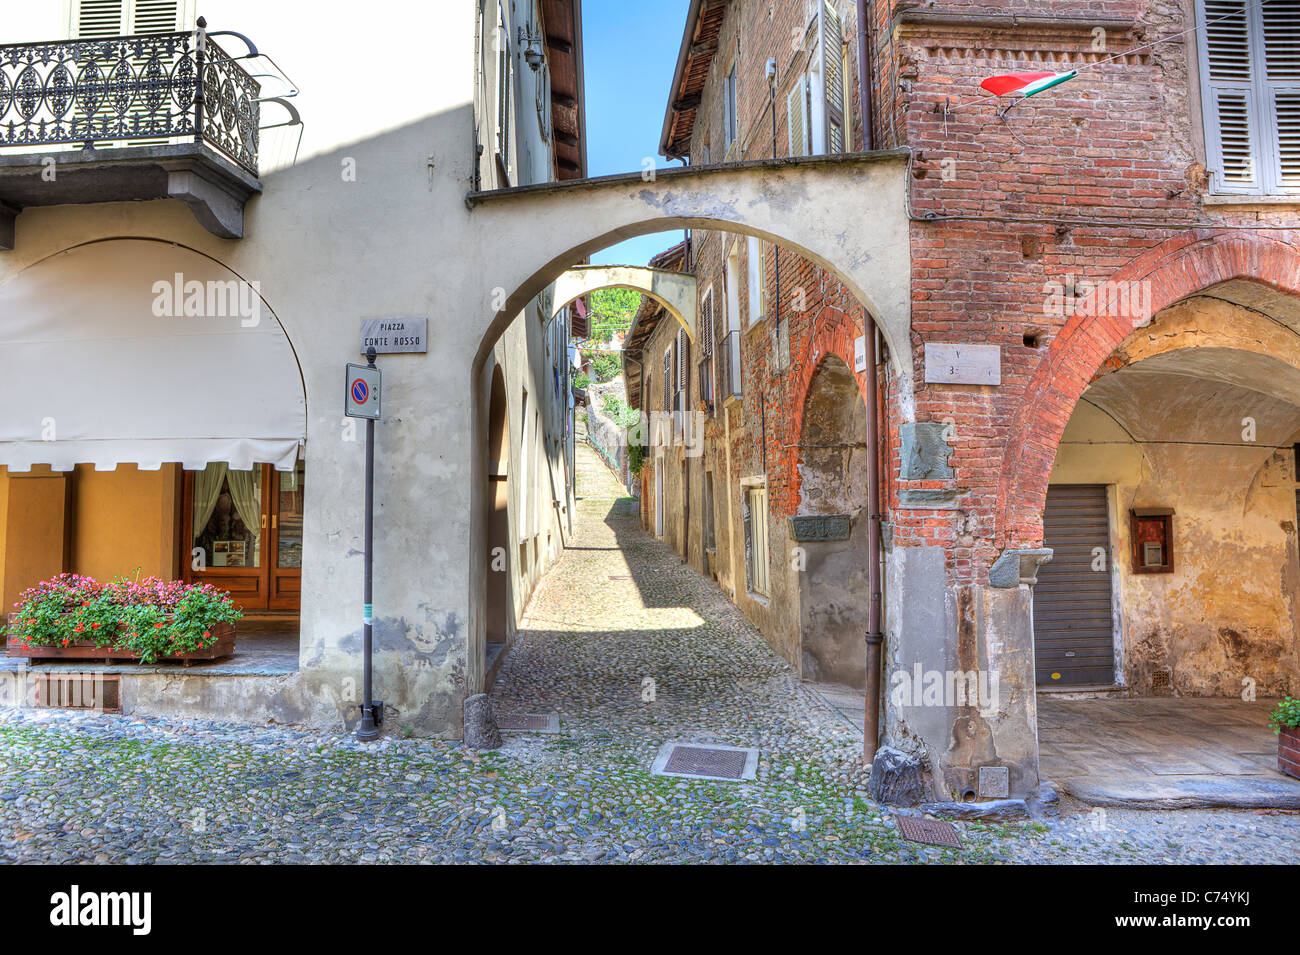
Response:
[855, 0, 875, 152]
[857, 0, 882, 762]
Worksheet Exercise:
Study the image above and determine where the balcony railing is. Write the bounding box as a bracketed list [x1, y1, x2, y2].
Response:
[0, 28, 260, 176]
[718, 329, 742, 401]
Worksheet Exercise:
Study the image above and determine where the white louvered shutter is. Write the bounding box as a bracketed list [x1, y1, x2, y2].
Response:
[71, 0, 127, 36]
[71, 0, 188, 37]
[787, 75, 810, 157]
[131, 0, 188, 33]
[677, 327, 688, 407]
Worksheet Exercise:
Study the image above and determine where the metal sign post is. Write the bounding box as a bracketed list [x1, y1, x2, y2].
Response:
[346, 348, 383, 741]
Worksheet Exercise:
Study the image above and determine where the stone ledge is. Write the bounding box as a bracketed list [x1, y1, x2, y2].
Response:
[989, 547, 1054, 588]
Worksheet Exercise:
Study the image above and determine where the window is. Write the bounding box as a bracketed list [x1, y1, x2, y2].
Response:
[1197, 0, 1300, 195]
[723, 64, 739, 153]
[743, 483, 770, 596]
[746, 236, 767, 324]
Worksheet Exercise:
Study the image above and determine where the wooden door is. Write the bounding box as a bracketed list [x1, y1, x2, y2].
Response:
[182, 463, 302, 614]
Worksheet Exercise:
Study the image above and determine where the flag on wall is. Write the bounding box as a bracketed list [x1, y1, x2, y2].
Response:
[980, 71, 1078, 99]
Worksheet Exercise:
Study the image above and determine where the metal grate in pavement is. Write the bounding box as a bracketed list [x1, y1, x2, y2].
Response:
[895, 815, 963, 848]
[495, 713, 560, 733]
[651, 742, 759, 781]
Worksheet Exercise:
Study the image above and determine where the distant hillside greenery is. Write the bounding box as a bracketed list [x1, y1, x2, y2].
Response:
[587, 287, 641, 343]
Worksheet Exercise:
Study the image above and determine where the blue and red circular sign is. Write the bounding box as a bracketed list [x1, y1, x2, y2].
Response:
[351, 378, 370, 404]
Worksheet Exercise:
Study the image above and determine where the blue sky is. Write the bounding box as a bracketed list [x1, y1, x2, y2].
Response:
[582, 0, 693, 267]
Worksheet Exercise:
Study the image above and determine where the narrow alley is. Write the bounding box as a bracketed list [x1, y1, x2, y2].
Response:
[1, 444, 1297, 865]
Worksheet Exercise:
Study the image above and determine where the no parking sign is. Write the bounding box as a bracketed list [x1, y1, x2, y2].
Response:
[345, 362, 381, 419]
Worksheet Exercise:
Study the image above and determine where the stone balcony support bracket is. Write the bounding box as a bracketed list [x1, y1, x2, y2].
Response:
[989, 548, 1054, 588]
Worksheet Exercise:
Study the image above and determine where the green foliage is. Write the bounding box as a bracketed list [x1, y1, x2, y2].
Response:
[581, 350, 621, 384]
[587, 287, 641, 343]
[600, 394, 640, 428]
[573, 371, 591, 390]
[1270, 696, 1300, 734]
[628, 441, 646, 476]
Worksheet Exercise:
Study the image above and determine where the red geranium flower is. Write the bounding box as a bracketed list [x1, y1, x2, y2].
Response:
[73, 624, 84, 633]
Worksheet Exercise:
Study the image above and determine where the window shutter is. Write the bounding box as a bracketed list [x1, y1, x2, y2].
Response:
[72, 0, 128, 37]
[132, 0, 187, 33]
[821, 1, 846, 153]
[1261, 2, 1300, 191]
[787, 76, 810, 157]
[663, 349, 672, 413]
[1201, 1, 1260, 193]
[724, 66, 738, 151]
[677, 327, 688, 406]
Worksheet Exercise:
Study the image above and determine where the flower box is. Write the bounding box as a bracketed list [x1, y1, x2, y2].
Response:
[6, 621, 236, 666]
[1279, 725, 1300, 781]
[4, 573, 242, 666]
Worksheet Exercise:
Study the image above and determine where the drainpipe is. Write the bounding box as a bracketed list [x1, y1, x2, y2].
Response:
[863, 326, 884, 763]
[856, 0, 881, 762]
[855, 0, 875, 152]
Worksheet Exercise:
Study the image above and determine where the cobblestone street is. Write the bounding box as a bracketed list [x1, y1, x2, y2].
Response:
[0, 445, 1297, 864]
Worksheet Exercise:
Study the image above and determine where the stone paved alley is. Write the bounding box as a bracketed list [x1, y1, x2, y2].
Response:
[0, 446, 1297, 864]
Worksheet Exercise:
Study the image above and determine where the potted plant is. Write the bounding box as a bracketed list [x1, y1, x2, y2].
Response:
[3, 573, 242, 665]
[1269, 696, 1300, 780]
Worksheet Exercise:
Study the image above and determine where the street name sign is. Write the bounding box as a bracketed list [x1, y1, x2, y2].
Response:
[360, 318, 428, 355]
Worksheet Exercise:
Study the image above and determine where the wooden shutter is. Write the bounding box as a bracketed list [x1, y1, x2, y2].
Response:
[660, 348, 670, 413]
[820, 1, 846, 153]
[132, 0, 187, 33]
[1201, 1, 1260, 193]
[1199, 0, 1299, 194]
[71, 0, 127, 36]
[724, 66, 738, 151]
[1262, 2, 1300, 190]
[676, 327, 688, 406]
[787, 76, 810, 157]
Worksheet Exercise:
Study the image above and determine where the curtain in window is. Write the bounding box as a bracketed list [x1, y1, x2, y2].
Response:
[225, 468, 263, 536]
[191, 462, 227, 543]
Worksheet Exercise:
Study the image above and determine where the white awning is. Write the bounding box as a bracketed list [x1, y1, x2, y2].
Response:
[0, 239, 305, 472]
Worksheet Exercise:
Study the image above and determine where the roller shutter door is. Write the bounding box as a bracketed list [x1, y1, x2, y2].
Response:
[1033, 484, 1116, 686]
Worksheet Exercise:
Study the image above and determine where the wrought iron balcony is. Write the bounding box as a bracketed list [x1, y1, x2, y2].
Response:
[0, 27, 259, 174]
[0, 19, 268, 248]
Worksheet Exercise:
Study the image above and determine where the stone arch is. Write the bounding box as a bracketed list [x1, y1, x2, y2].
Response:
[552, 265, 697, 341]
[464, 155, 909, 694]
[793, 347, 872, 688]
[995, 230, 1300, 550]
[467, 154, 911, 377]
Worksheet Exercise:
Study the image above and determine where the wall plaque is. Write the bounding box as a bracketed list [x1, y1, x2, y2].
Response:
[924, 343, 1001, 386]
[787, 514, 852, 542]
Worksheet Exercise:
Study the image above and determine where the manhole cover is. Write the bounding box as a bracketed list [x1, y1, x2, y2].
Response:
[496, 713, 559, 733]
[651, 742, 759, 781]
[895, 815, 962, 849]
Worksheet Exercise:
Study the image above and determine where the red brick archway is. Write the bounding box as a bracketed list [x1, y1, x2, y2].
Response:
[773, 306, 870, 519]
[995, 230, 1300, 549]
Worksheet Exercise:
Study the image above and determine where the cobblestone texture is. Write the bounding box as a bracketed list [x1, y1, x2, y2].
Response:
[0, 447, 1296, 864]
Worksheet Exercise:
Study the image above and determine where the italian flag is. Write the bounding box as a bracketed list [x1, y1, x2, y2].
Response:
[980, 70, 1078, 99]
